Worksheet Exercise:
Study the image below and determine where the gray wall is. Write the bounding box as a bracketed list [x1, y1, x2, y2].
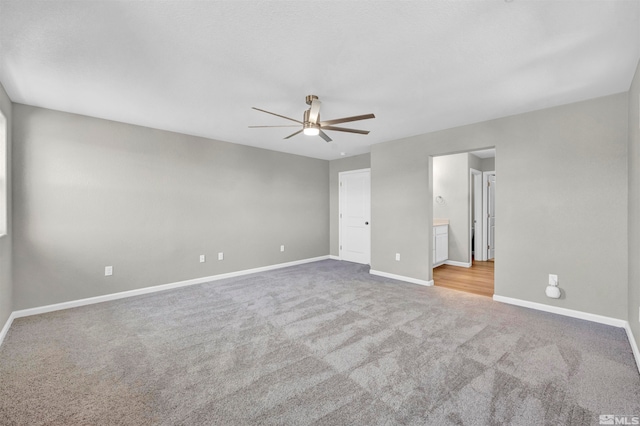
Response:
[629, 59, 640, 344]
[329, 154, 370, 257]
[433, 153, 469, 264]
[0, 83, 12, 327]
[481, 157, 495, 172]
[371, 93, 628, 319]
[371, 140, 431, 279]
[12, 105, 329, 310]
[469, 154, 495, 172]
[469, 154, 482, 172]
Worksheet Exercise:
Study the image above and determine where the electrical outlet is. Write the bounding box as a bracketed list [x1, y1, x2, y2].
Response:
[105, 266, 113, 276]
[280, 245, 285, 252]
[395, 253, 400, 261]
[218, 252, 224, 261]
[548, 274, 558, 286]
[199, 254, 205, 263]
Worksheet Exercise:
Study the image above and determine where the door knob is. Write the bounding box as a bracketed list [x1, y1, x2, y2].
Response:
[365, 222, 369, 225]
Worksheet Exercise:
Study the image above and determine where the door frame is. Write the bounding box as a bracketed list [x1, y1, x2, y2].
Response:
[338, 168, 371, 264]
[469, 169, 482, 262]
[482, 170, 496, 261]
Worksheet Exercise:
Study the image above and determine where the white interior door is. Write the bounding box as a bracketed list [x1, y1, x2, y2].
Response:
[487, 173, 496, 260]
[339, 169, 371, 264]
[471, 170, 482, 261]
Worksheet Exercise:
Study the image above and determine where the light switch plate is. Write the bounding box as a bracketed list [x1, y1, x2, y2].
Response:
[105, 266, 113, 276]
[199, 255, 205, 263]
[549, 274, 558, 286]
[218, 252, 224, 261]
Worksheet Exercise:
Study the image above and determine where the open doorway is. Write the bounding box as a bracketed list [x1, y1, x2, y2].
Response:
[432, 148, 495, 297]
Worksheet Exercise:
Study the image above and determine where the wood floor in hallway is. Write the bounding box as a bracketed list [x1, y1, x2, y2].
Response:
[433, 260, 494, 297]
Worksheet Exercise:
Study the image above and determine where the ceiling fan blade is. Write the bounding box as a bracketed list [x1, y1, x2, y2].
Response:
[321, 125, 370, 135]
[309, 99, 321, 124]
[320, 113, 375, 127]
[284, 129, 303, 139]
[252, 107, 303, 124]
[319, 130, 332, 143]
[248, 125, 300, 128]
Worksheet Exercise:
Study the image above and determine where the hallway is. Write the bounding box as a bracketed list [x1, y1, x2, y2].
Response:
[433, 260, 494, 297]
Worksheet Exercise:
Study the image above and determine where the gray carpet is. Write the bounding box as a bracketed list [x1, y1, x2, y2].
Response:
[0, 260, 638, 425]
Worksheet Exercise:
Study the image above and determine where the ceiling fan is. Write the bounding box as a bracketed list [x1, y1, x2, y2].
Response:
[249, 95, 375, 142]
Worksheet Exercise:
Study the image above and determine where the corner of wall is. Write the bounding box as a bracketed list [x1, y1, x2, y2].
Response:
[628, 57, 640, 352]
[0, 80, 13, 337]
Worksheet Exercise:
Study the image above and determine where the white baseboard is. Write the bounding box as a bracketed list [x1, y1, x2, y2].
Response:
[492, 295, 627, 328]
[444, 260, 472, 268]
[624, 322, 640, 375]
[493, 295, 639, 374]
[8, 255, 330, 323]
[369, 269, 433, 287]
[0, 312, 16, 348]
[329, 255, 340, 260]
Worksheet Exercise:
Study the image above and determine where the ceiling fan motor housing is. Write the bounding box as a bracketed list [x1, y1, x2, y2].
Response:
[303, 109, 319, 130]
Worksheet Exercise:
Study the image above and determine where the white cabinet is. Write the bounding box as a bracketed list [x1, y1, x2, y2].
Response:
[433, 225, 448, 266]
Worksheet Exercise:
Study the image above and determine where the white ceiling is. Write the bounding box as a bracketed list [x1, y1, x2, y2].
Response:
[1, 1, 638, 161]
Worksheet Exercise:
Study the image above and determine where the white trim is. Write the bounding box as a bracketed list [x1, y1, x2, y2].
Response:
[493, 295, 640, 374]
[3, 261, 637, 374]
[0, 311, 16, 347]
[482, 171, 495, 261]
[339, 168, 371, 265]
[329, 255, 340, 260]
[370, 269, 434, 287]
[493, 295, 627, 328]
[338, 168, 371, 176]
[624, 323, 640, 374]
[0, 111, 7, 238]
[444, 260, 472, 268]
[470, 168, 482, 264]
[9, 256, 330, 322]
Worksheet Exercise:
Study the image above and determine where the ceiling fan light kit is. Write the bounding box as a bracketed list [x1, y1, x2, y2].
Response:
[303, 127, 320, 136]
[250, 95, 375, 143]
[302, 109, 320, 136]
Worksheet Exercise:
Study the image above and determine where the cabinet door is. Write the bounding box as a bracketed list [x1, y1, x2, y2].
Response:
[435, 233, 448, 263]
